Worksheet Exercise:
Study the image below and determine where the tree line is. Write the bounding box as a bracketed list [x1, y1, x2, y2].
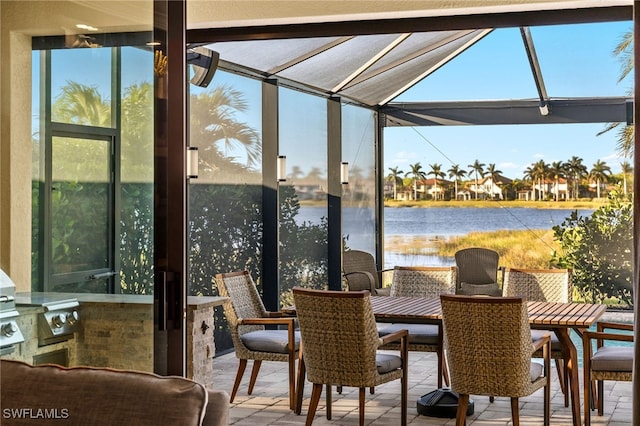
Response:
[386, 157, 632, 201]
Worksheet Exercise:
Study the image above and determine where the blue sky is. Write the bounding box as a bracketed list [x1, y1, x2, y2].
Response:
[385, 21, 633, 178]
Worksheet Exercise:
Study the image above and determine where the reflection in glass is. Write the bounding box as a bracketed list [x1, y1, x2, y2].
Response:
[188, 72, 263, 353]
[51, 136, 110, 276]
[120, 47, 154, 295]
[51, 49, 113, 127]
[342, 105, 376, 255]
[278, 87, 328, 298]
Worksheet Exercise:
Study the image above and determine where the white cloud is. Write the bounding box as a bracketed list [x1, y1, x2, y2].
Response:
[498, 161, 519, 170]
[391, 151, 418, 166]
[602, 152, 624, 163]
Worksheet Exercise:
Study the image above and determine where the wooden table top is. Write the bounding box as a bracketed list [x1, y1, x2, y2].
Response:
[370, 296, 607, 328]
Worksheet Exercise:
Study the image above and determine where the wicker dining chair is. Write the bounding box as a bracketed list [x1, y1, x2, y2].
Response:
[343, 249, 392, 295]
[582, 321, 633, 426]
[440, 294, 551, 426]
[215, 271, 300, 410]
[378, 266, 456, 387]
[502, 267, 573, 406]
[292, 287, 408, 426]
[454, 247, 503, 296]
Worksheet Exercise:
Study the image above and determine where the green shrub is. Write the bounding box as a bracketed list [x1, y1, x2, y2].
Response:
[552, 189, 633, 307]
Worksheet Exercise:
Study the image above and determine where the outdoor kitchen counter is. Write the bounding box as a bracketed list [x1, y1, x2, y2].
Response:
[15, 292, 227, 308]
[11, 292, 227, 389]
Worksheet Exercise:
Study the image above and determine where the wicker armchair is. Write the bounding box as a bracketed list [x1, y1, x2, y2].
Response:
[502, 267, 573, 406]
[215, 271, 300, 410]
[440, 294, 551, 426]
[582, 321, 633, 426]
[379, 266, 456, 387]
[343, 249, 392, 295]
[292, 288, 408, 426]
[454, 247, 502, 296]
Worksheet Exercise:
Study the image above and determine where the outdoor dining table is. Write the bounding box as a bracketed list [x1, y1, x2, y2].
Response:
[369, 295, 607, 426]
[291, 295, 607, 426]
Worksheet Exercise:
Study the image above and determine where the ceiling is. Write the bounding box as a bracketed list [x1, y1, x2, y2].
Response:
[204, 21, 632, 127]
[206, 29, 492, 107]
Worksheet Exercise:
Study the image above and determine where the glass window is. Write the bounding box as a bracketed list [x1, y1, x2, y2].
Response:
[341, 104, 376, 255]
[50, 135, 112, 292]
[51, 48, 113, 127]
[188, 71, 263, 353]
[119, 47, 154, 294]
[278, 87, 328, 300]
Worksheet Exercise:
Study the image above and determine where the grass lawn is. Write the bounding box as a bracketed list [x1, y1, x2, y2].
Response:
[383, 199, 605, 209]
[384, 229, 560, 269]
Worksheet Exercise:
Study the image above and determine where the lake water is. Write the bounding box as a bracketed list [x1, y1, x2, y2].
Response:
[383, 207, 593, 237]
[297, 206, 595, 267]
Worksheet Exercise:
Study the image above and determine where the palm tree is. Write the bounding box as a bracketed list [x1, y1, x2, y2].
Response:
[597, 30, 634, 157]
[290, 166, 305, 181]
[190, 84, 261, 175]
[52, 81, 111, 127]
[467, 160, 485, 200]
[428, 163, 445, 200]
[505, 178, 525, 200]
[523, 165, 536, 201]
[549, 161, 566, 201]
[589, 160, 612, 199]
[447, 164, 467, 201]
[121, 82, 154, 182]
[387, 166, 404, 200]
[406, 163, 427, 201]
[565, 156, 588, 200]
[486, 163, 502, 180]
[524, 160, 549, 201]
[620, 160, 633, 195]
[485, 163, 503, 199]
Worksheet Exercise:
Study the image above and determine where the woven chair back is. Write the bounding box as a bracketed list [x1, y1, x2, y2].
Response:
[216, 271, 268, 336]
[390, 266, 456, 297]
[440, 295, 536, 397]
[454, 247, 499, 286]
[343, 250, 380, 291]
[502, 268, 572, 303]
[293, 288, 380, 387]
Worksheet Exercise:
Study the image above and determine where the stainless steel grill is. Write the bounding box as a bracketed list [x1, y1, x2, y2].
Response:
[14, 293, 80, 346]
[0, 269, 25, 355]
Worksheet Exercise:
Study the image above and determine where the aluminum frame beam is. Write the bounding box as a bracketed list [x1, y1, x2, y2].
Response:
[381, 97, 633, 126]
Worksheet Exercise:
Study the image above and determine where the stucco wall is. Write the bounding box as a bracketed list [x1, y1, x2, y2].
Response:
[1, 2, 34, 290]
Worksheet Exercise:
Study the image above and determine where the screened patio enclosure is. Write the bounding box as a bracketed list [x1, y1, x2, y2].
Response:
[192, 17, 632, 311]
[203, 25, 631, 123]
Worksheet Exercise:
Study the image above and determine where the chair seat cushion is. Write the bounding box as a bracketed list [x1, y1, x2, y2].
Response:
[375, 287, 391, 296]
[592, 346, 634, 372]
[530, 329, 562, 351]
[376, 353, 402, 374]
[458, 282, 502, 297]
[530, 361, 544, 382]
[241, 330, 301, 353]
[378, 323, 439, 345]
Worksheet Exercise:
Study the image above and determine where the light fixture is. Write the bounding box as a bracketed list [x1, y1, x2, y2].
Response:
[340, 162, 349, 185]
[75, 23, 99, 31]
[187, 147, 199, 179]
[187, 47, 220, 88]
[277, 155, 287, 182]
